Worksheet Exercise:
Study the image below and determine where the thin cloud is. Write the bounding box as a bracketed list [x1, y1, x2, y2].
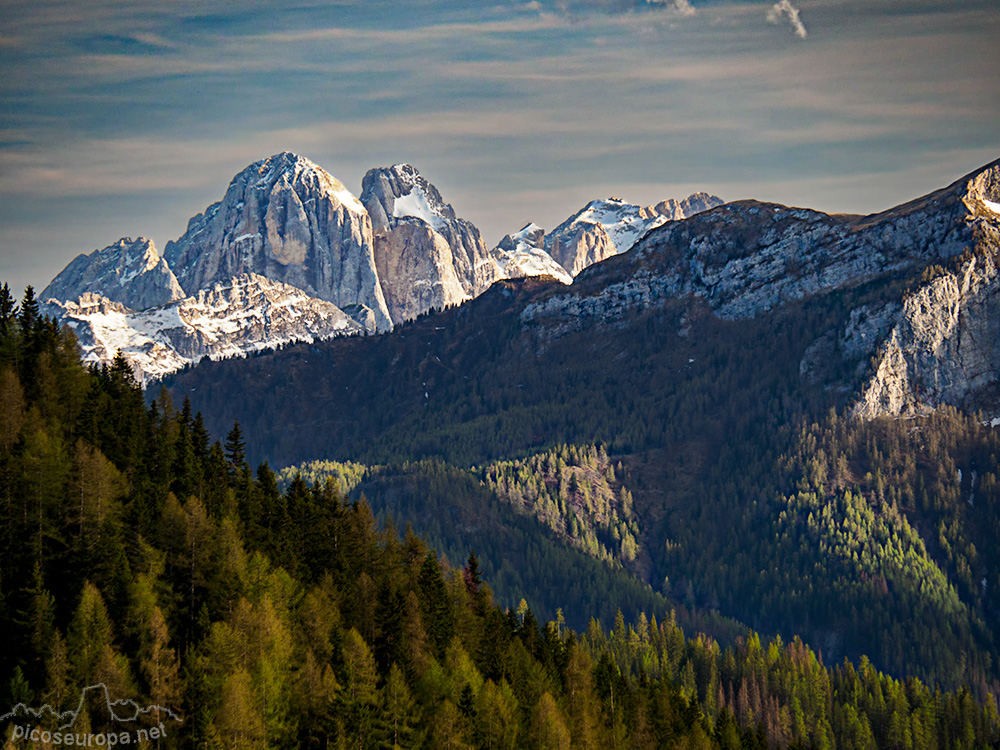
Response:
[767, 0, 807, 39]
[646, 0, 696, 17]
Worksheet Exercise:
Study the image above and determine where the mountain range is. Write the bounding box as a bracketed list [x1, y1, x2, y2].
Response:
[28, 150, 1000, 690]
[38, 152, 720, 382]
[154, 155, 1000, 690]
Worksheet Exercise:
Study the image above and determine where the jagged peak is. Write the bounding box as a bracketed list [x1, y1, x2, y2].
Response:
[514, 222, 545, 238]
[361, 163, 458, 231]
[388, 162, 421, 181]
[230, 152, 365, 213]
[40, 236, 184, 310]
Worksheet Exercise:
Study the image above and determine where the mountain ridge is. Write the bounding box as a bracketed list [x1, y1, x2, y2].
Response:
[40, 152, 728, 377]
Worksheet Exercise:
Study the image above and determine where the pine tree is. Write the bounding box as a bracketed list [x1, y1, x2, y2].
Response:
[215, 668, 264, 750]
[225, 420, 247, 477]
[430, 699, 473, 750]
[19, 563, 56, 687]
[339, 628, 379, 748]
[418, 552, 455, 658]
[0, 283, 16, 335]
[0, 368, 25, 453]
[473, 679, 519, 750]
[139, 606, 181, 726]
[531, 692, 571, 750]
[463, 550, 484, 612]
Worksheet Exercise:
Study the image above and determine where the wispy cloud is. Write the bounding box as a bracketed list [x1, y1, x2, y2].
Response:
[646, 0, 697, 17]
[767, 0, 807, 39]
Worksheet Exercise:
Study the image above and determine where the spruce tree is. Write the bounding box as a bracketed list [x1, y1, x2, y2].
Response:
[225, 420, 247, 476]
[17, 286, 38, 335]
[417, 552, 454, 658]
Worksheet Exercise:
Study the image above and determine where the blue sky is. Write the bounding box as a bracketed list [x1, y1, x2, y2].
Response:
[1, 0, 997, 297]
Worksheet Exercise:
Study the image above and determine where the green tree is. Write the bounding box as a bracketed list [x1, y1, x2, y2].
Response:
[418, 552, 454, 658]
[530, 691, 571, 750]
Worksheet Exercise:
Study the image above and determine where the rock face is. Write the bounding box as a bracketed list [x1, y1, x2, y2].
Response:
[639, 192, 725, 222]
[371, 220, 468, 323]
[523, 160, 1000, 423]
[492, 224, 573, 285]
[44, 274, 365, 384]
[545, 194, 724, 276]
[40, 237, 185, 311]
[163, 152, 392, 331]
[360, 164, 503, 322]
[853, 168, 1000, 418]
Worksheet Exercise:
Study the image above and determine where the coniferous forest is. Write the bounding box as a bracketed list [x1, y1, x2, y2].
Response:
[3, 278, 1000, 750]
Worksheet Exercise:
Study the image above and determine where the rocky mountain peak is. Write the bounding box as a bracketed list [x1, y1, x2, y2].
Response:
[233, 152, 366, 215]
[498, 223, 546, 255]
[544, 192, 724, 277]
[360, 164, 502, 323]
[360, 163, 457, 233]
[162, 153, 392, 331]
[640, 192, 725, 221]
[40, 236, 185, 311]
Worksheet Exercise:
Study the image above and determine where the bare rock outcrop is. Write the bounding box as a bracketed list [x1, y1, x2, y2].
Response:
[40, 237, 185, 311]
[854, 222, 1000, 418]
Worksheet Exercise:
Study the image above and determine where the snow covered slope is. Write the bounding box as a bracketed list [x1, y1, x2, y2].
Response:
[43, 274, 364, 384]
[492, 224, 573, 285]
[545, 194, 723, 277]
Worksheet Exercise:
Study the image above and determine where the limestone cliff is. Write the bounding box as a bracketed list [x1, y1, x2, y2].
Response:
[360, 164, 502, 323]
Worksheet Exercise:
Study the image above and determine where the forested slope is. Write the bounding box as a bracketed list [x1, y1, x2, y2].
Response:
[2, 283, 999, 749]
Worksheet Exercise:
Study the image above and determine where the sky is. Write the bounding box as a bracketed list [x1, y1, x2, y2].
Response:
[1, 0, 998, 298]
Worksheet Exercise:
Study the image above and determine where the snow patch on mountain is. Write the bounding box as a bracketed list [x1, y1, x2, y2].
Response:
[392, 184, 449, 231]
[579, 199, 665, 255]
[493, 224, 573, 285]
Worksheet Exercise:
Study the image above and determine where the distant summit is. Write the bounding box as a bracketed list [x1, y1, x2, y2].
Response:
[492, 223, 573, 285]
[545, 193, 723, 276]
[38, 151, 727, 379]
